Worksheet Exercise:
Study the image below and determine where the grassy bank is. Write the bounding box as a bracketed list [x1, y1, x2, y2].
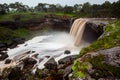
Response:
[0, 12, 75, 22]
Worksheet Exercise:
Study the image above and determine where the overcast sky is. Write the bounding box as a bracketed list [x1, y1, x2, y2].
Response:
[0, 0, 118, 7]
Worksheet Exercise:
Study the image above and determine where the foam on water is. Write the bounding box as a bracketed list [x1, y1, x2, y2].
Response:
[5, 31, 87, 69]
[0, 30, 90, 72]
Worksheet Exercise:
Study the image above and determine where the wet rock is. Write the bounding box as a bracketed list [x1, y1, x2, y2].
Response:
[44, 57, 57, 70]
[58, 64, 65, 69]
[8, 42, 17, 49]
[58, 55, 77, 64]
[45, 56, 50, 58]
[0, 43, 7, 51]
[63, 65, 72, 80]
[26, 51, 31, 54]
[64, 50, 71, 54]
[86, 21, 106, 36]
[5, 59, 12, 64]
[12, 37, 25, 44]
[0, 52, 8, 61]
[31, 51, 35, 53]
[23, 57, 37, 69]
[32, 54, 39, 58]
[8, 67, 24, 80]
[35, 68, 49, 79]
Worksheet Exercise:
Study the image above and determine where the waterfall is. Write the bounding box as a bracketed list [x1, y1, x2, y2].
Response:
[0, 19, 90, 73]
[70, 19, 88, 46]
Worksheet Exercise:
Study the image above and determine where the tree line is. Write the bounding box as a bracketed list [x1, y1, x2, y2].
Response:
[0, 0, 120, 18]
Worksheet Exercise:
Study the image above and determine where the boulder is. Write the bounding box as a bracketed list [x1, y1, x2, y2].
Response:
[8, 42, 17, 49]
[86, 21, 106, 36]
[97, 47, 120, 67]
[0, 43, 7, 51]
[23, 57, 37, 69]
[35, 68, 49, 79]
[64, 50, 71, 54]
[5, 59, 12, 64]
[12, 37, 25, 44]
[58, 55, 77, 64]
[0, 52, 9, 61]
[44, 57, 57, 70]
[63, 65, 72, 80]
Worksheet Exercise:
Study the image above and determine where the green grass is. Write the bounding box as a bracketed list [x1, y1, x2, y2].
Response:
[79, 20, 120, 57]
[0, 12, 45, 21]
[0, 26, 31, 43]
[0, 12, 75, 22]
[72, 60, 89, 78]
[13, 28, 31, 39]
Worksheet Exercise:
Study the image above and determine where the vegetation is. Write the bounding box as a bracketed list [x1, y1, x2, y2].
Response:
[0, 27, 14, 43]
[79, 20, 120, 57]
[0, 26, 30, 43]
[0, 0, 120, 18]
[72, 54, 120, 79]
[72, 20, 120, 79]
[72, 60, 88, 78]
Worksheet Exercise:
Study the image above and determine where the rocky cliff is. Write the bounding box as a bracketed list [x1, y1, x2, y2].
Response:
[71, 20, 120, 80]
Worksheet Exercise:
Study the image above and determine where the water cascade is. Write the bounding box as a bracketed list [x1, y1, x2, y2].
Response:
[70, 19, 88, 46]
[0, 18, 98, 73]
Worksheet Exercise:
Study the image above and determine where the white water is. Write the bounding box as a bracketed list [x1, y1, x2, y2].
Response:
[0, 18, 92, 72]
[0, 31, 88, 70]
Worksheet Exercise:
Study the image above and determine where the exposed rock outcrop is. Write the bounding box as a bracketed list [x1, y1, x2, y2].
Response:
[86, 21, 107, 36]
[0, 14, 71, 31]
[72, 47, 120, 80]
[0, 52, 8, 61]
[44, 57, 57, 70]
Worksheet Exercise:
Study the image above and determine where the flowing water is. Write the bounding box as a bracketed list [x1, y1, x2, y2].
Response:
[0, 18, 93, 72]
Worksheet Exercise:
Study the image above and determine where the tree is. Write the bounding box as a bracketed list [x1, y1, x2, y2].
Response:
[0, 3, 9, 14]
[73, 4, 82, 13]
[82, 2, 91, 14]
[64, 5, 73, 13]
[35, 3, 47, 12]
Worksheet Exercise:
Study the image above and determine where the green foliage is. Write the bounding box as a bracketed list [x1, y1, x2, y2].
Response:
[79, 20, 120, 57]
[0, 12, 45, 21]
[0, 27, 15, 42]
[0, 12, 74, 22]
[72, 60, 89, 78]
[13, 28, 31, 39]
[0, 26, 31, 43]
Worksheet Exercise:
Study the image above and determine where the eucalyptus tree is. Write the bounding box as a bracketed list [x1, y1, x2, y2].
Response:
[64, 5, 74, 13]
[0, 3, 9, 14]
[48, 4, 56, 12]
[35, 3, 48, 12]
[73, 4, 82, 13]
